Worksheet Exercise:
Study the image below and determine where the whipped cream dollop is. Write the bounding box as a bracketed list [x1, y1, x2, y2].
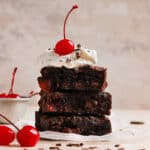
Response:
[39, 47, 97, 68]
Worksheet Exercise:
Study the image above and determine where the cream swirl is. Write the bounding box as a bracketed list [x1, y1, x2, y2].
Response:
[39, 47, 97, 68]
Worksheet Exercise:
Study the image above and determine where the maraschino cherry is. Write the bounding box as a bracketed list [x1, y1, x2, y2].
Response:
[0, 126, 15, 146]
[0, 67, 19, 98]
[0, 114, 40, 147]
[17, 125, 40, 147]
[55, 5, 78, 55]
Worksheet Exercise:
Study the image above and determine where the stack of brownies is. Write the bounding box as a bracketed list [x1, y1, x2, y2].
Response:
[35, 65, 112, 135]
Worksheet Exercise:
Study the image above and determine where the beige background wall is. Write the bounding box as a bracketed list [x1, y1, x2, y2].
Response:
[0, 0, 150, 109]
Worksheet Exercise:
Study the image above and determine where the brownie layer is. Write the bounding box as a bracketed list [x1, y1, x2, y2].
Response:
[38, 91, 111, 115]
[38, 65, 106, 91]
[35, 111, 111, 136]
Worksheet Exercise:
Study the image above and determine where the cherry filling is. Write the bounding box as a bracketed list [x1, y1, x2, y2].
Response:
[0, 93, 19, 98]
[0, 67, 19, 98]
[0, 67, 40, 98]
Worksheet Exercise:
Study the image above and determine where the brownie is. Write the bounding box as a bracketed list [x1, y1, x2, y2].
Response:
[38, 65, 106, 91]
[38, 91, 112, 115]
[35, 111, 111, 136]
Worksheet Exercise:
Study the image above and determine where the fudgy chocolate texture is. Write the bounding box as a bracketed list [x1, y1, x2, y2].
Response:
[38, 91, 112, 115]
[35, 111, 111, 136]
[38, 65, 106, 91]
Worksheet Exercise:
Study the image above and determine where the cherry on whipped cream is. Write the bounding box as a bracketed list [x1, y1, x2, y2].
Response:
[55, 5, 78, 55]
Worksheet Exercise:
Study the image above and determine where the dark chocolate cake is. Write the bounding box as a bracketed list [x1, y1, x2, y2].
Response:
[38, 90, 112, 115]
[35, 4, 112, 136]
[36, 64, 112, 135]
[36, 111, 111, 136]
[38, 65, 107, 91]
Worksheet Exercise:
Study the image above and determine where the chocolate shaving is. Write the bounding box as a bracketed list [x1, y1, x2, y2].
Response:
[130, 121, 144, 125]
[56, 143, 61, 146]
[66, 58, 71, 63]
[49, 147, 60, 150]
[66, 143, 83, 147]
[76, 52, 80, 59]
[88, 147, 97, 149]
[114, 144, 120, 147]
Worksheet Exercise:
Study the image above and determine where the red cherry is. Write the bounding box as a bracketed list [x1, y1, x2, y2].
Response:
[0, 126, 15, 145]
[55, 39, 74, 55]
[17, 125, 40, 147]
[55, 5, 78, 55]
[0, 114, 40, 147]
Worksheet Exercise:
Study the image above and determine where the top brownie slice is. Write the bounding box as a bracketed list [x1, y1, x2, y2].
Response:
[38, 65, 106, 91]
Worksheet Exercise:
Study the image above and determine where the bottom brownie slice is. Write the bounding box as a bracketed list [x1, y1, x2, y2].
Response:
[35, 111, 111, 136]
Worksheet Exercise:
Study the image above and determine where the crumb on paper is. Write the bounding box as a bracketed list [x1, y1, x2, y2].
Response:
[88, 146, 97, 149]
[66, 143, 83, 147]
[130, 121, 144, 125]
[114, 144, 120, 147]
[49, 146, 60, 150]
[56, 143, 61, 146]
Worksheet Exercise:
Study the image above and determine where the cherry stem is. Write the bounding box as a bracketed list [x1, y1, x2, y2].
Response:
[8, 67, 18, 94]
[63, 4, 78, 39]
[0, 114, 20, 131]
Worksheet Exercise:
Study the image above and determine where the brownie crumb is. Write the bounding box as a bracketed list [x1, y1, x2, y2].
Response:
[114, 144, 120, 147]
[49, 147, 60, 150]
[56, 143, 61, 146]
[88, 147, 97, 149]
[66, 143, 83, 147]
[130, 121, 144, 125]
[80, 143, 84, 146]
[139, 148, 146, 150]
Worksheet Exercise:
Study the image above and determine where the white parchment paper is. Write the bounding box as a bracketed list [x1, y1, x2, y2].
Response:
[14, 112, 150, 142]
